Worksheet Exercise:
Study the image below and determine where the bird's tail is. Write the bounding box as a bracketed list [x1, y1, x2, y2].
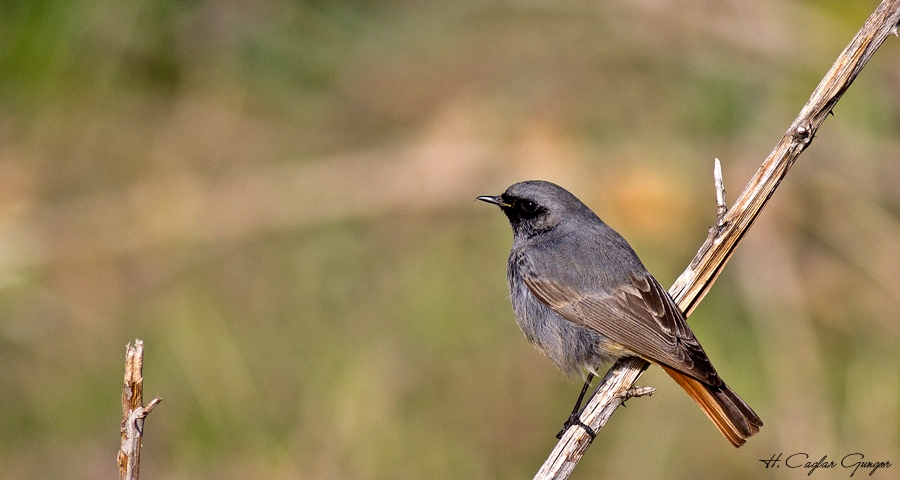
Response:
[660, 364, 763, 447]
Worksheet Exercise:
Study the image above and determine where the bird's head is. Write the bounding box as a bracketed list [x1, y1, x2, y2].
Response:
[478, 180, 591, 239]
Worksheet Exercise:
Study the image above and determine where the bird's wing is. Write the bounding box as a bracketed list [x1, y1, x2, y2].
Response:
[523, 271, 722, 386]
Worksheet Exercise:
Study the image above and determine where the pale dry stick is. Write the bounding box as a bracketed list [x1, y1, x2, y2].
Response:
[535, 1, 900, 478]
[118, 340, 162, 480]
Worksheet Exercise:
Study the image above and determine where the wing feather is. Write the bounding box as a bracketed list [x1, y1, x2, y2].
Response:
[523, 272, 721, 386]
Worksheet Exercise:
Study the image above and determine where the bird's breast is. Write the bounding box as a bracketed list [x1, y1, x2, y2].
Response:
[506, 247, 623, 377]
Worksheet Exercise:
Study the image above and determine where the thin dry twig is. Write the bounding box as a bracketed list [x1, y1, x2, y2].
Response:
[118, 340, 162, 480]
[534, 1, 900, 478]
[713, 158, 727, 226]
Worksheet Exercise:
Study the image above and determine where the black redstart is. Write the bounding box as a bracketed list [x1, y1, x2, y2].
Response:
[478, 180, 761, 447]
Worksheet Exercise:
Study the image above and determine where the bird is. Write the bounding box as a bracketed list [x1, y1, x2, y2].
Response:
[478, 180, 762, 447]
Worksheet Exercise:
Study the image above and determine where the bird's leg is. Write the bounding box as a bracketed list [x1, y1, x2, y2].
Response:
[555, 373, 596, 440]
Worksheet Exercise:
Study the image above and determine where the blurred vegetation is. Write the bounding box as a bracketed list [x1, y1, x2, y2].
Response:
[1, 1, 899, 478]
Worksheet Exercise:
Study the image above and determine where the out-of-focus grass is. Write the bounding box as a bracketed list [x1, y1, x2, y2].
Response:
[1, 1, 899, 478]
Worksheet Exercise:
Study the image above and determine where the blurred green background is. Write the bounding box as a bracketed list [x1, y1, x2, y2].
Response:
[2, 0, 899, 478]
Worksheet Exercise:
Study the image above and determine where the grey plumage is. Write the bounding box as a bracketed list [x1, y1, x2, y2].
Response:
[479, 180, 761, 447]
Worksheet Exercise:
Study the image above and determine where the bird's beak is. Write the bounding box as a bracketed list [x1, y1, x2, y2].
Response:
[477, 195, 510, 207]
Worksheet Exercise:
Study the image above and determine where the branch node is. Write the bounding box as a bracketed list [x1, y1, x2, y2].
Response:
[793, 122, 814, 143]
[618, 385, 656, 400]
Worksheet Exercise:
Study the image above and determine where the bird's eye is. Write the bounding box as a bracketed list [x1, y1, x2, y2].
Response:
[518, 200, 538, 215]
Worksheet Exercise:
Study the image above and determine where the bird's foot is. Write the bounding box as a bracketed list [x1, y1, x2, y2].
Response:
[555, 413, 596, 440]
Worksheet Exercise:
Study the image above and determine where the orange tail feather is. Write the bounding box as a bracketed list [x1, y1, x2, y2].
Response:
[660, 365, 762, 447]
